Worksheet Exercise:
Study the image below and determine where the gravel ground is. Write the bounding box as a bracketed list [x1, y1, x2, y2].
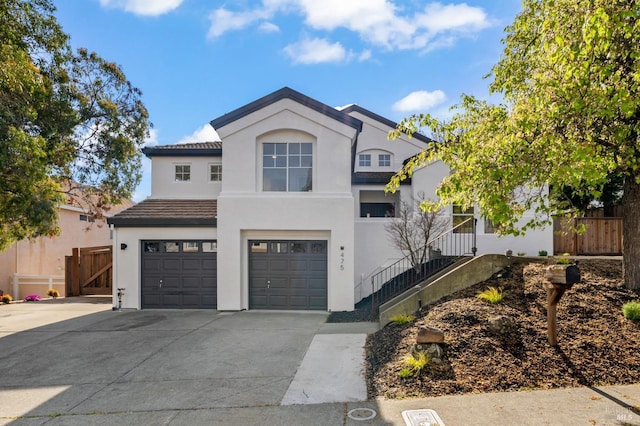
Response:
[365, 259, 640, 398]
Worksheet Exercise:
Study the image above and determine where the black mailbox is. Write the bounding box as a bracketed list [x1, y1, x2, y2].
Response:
[565, 264, 581, 285]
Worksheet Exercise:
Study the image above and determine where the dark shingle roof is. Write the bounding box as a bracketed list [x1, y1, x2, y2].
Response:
[210, 87, 363, 132]
[352, 172, 411, 185]
[142, 142, 222, 158]
[340, 104, 434, 144]
[107, 199, 217, 227]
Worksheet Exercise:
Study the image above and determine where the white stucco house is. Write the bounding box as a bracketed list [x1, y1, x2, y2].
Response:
[108, 87, 552, 311]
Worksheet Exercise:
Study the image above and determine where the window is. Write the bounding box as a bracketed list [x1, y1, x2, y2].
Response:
[484, 217, 498, 234]
[202, 241, 217, 252]
[359, 154, 371, 167]
[378, 154, 391, 167]
[79, 214, 95, 222]
[209, 164, 222, 181]
[360, 203, 395, 218]
[175, 164, 191, 182]
[182, 242, 199, 253]
[164, 242, 180, 252]
[453, 205, 475, 233]
[263, 142, 312, 192]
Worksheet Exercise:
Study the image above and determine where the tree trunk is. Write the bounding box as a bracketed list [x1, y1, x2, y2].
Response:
[622, 177, 640, 289]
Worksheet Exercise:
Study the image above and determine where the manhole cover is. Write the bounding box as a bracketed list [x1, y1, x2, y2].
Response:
[348, 408, 377, 421]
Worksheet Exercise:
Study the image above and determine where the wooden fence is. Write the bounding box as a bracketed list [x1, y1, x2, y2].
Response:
[65, 245, 113, 296]
[553, 217, 623, 255]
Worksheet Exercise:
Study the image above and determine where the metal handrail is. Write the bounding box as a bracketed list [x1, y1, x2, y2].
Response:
[370, 216, 477, 315]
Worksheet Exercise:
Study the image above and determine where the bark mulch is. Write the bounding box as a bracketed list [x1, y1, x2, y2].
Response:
[365, 259, 640, 399]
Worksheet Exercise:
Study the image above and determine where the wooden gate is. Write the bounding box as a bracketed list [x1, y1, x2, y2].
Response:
[65, 245, 113, 296]
[553, 217, 623, 255]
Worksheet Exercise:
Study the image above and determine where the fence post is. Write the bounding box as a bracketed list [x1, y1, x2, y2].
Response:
[48, 276, 54, 290]
[72, 247, 80, 296]
[12, 274, 18, 299]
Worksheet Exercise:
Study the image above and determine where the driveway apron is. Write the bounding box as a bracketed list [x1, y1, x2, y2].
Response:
[0, 302, 332, 420]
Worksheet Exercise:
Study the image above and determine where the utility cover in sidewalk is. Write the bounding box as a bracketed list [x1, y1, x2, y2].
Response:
[402, 409, 445, 426]
[347, 408, 377, 421]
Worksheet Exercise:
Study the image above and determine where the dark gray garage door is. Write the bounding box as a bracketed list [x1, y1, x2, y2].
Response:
[141, 240, 217, 309]
[249, 240, 327, 310]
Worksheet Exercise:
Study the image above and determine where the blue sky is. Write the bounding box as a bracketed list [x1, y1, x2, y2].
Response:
[53, 0, 522, 201]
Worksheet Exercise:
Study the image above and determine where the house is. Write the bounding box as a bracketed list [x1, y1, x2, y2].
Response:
[0, 193, 133, 298]
[108, 87, 553, 311]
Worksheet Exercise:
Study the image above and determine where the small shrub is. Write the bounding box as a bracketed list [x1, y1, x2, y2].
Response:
[23, 294, 41, 302]
[397, 368, 413, 379]
[538, 250, 548, 256]
[477, 286, 503, 304]
[403, 352, 430, 376]
[390, 313, 415, 325]
[1, 294, 13, 304]
[555, 253, 574, 264]
[517, 252, 525, 256]
[47, 289, 60, 298]
[622, 302, 640, 320]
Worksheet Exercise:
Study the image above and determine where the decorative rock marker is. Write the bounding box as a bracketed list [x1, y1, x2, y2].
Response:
[414, 326, 445, 363]
[416, 326, 445, 344]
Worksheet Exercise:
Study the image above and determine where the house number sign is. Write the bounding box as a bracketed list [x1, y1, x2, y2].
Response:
[340, 246, 345, 271]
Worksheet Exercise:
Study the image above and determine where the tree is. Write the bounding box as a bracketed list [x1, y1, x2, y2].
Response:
[388, 0, 640, 288]
[386, 193, 448, 272]
[0, 0, 150, 250]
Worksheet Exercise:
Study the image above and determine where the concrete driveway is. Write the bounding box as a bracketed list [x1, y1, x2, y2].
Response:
[0, 298, 377, 425]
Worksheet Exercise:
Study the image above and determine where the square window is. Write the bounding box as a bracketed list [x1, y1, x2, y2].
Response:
[164, 242, 180, 252]
[209, 164, 222, 181]
[378, 154, 391, 167]
[359, 154, 371, 167]
[175, 164, 191, 182]
[263, 142, 312, 192]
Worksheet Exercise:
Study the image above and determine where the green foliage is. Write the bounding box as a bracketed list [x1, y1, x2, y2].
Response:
[1, 294, 13, 304]
[477, 286, 503, 304]
[555, 253, 574, 264]
[387, 0, 640, 289]
[403, 352, 430, 376]
[0, 0, 151, 250]
[397, 368, 413, 379]
[390, 314, 415, 325]
[622, 302, 640, 320]
[517, 252, 525, 257]
[538, 250, 548, 256]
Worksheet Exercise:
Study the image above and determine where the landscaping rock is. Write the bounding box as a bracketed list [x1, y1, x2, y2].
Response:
[412, 343, 444, 363]
[487, 315, 516, 334]
[416, 326, 444, 344]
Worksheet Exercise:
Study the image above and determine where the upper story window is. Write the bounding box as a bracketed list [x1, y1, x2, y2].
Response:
[209, 164, 222, 182]
[263, 142, 312, 192]
[359, 154, 371, 167]
[175, 164, 191, 182]
[378, 154, 391, 167]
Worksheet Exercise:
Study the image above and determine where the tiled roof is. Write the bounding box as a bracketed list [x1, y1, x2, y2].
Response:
[107, 199, 217, 227]
[142, 142, 222, 158]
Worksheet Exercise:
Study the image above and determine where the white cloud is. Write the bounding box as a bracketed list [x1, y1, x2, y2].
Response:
[392, 90, 447, 112]
[142, 128, 159, 147]
[207, 1, 491, 53]
[176, 124, 220, 144]
[284, 38, 349, 64]
[358, 50, 372, 61]
[258, 22, 280, 33]
[99, 0, 183, 16]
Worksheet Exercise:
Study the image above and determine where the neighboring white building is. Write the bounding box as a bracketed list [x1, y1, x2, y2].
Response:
[108, 87, 553, 311]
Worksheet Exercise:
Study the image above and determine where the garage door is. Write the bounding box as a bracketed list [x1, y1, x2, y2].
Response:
[249, 240, 327, 310]
[141, 240, 217, 309]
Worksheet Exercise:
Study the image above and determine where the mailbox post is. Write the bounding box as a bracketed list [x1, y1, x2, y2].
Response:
[544, 262, 580, 346]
